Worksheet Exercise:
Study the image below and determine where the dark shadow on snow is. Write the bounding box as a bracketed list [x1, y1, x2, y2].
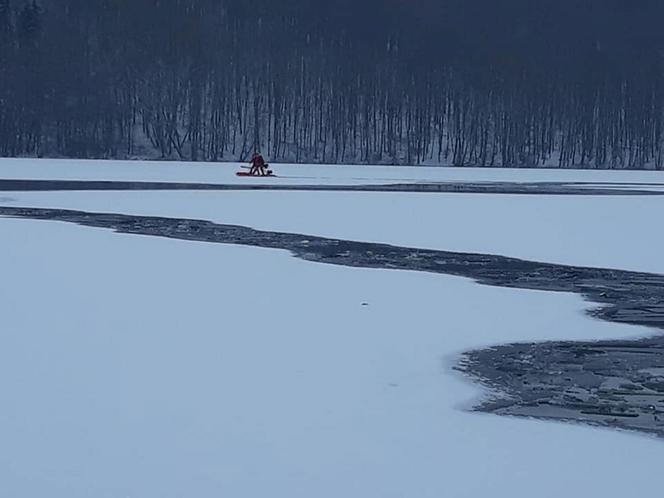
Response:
[2, 178, 664, 196]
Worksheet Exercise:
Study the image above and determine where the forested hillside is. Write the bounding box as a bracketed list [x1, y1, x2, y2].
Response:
[2, 0, 664, 167]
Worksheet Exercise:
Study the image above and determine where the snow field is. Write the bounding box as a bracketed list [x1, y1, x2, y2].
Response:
[2, 159, 664, 497]
[1, 157, 664, 186]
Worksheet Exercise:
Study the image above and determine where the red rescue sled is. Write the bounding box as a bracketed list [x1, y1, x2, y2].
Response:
[236, 170, 275, 177]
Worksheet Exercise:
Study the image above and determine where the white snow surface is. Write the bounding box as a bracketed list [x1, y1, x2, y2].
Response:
[2, 159, 664, 497]
[2, 219, 662, 498]
[1, 157, 664, 186]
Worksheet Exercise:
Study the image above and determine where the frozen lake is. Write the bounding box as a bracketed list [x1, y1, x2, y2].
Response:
[2, 159, 664, 497]
[1, 157, 664, 186]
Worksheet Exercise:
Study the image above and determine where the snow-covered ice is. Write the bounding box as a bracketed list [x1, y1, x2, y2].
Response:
[1, 157, 664, 186]
[2, 219, 663, 498]
[2, 159, 664, 497]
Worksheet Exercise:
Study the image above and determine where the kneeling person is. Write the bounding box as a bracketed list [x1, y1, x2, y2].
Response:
[249, 152, 269, 176]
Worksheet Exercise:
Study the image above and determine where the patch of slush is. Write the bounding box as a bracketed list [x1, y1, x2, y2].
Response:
[6, 190, 664, 274]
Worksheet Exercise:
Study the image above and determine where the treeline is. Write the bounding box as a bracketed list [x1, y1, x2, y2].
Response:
[1, 0, 664, 168]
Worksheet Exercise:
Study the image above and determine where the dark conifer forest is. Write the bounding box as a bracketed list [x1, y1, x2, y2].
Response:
[2, 0, 664, 167]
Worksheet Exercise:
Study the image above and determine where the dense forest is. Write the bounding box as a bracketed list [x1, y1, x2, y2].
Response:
[1, 0, 664, 167]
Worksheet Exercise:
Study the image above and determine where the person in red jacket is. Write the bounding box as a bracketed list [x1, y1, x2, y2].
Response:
[249, 151, 268, 176]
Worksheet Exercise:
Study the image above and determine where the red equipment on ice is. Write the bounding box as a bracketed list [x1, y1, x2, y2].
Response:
[237, 152, 275, 177]
[236, 170, 275, 177]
